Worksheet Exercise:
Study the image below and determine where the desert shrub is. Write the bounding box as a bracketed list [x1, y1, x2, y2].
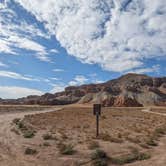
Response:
[23, 130, 35, 138]
[43, 142, 50, 146]
[110, 148, 150, 165]
[58, 143, 75, 155]
[92, 159, 108, 166]
[154, 127, 166, 136]
[88, 141, 100, 150]
[24, 148, 37, 155]
[12, 118, 21, 125]
[139, 143, 150, 149]
[91, 149, 108, 166]
[17, 121, 27, 130]
[14, 119, 36, 138]
[137, 152, 151, 160]
[146, 137, 158, 146]
[91, 149, 107, 160]
[42, 133, 55, 140]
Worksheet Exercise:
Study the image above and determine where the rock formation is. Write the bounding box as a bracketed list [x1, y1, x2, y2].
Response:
[0, 73, 165, 107]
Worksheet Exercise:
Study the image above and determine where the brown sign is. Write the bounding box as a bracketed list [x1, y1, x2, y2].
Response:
[93, 104, 101, 115]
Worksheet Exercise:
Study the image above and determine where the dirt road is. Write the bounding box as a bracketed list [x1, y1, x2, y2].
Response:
[0, 108, 62, 166]
[142, 108, 166, 116]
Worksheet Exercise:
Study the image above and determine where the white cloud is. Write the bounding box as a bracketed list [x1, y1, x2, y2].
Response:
[50, 75, 88, 93]
[88, 73, 105, 84]
[0, 86, 43, 99]
[8, 36, 50, 61]
[50, 83, 65, 93]
[127, 65, 160, 74]
[15, 0, 166, 72]
[69, 75, 88, 86]
[0, 1, 55, 62]
[0, 70, 39, 81]
[0, 61, 8, 67]
[53, 68, 64, 72]
[50, 77, 60, 80]
[50, 49, 58, 54]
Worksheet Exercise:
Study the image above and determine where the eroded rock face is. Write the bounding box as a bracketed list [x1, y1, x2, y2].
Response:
[113, 95, 143, 107]
[0, 73, 165, 107]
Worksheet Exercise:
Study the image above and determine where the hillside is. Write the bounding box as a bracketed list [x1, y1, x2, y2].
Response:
[0, 73, 166, 107]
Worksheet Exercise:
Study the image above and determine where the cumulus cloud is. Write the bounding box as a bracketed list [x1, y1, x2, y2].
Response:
[0, 86, 43, 99]
[15, 0, 166, 72]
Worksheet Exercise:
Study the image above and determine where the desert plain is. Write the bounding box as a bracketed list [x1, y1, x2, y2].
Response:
[0, 105, 166, 166]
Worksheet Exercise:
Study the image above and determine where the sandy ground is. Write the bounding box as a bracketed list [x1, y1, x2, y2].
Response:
[0, 105, 165, 166]
[0, 107, 63, 166]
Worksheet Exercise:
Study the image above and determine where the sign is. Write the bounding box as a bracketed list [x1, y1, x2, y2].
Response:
[93, 104, 102, 137]
[93, 104, 101, 115]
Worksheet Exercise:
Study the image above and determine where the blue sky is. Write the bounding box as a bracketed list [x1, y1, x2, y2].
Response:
[0, 0, 165, 98]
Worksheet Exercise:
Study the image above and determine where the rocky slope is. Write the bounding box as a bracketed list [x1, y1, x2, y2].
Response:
[0, 73, 166, 107]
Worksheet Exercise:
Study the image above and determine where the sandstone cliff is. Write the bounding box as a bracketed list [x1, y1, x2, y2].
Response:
[0, 73, 165, 107]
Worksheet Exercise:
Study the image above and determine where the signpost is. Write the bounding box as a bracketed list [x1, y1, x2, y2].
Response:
[93, 104, 101, 137]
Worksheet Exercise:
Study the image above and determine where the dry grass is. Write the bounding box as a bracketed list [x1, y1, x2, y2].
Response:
[13, 118, 36, 138]
[21, 106, 166, 165]
[57, 143, 75, 155]
[110, 147, 151, 165]
[88, 141, 100, 150]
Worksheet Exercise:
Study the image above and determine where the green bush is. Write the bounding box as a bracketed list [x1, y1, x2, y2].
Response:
[23, 130, 35, 138]
[91, 149, 108, 166]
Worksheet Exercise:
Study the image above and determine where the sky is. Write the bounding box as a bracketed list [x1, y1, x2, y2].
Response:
[0, 0, 165, 99]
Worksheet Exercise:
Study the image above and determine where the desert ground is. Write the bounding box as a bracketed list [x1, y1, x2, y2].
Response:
[0, 105, 166, 166]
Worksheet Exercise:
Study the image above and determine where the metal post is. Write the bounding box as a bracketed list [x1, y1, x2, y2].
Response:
[93, 104, 101, 138]
[96, 113, 99, 137]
